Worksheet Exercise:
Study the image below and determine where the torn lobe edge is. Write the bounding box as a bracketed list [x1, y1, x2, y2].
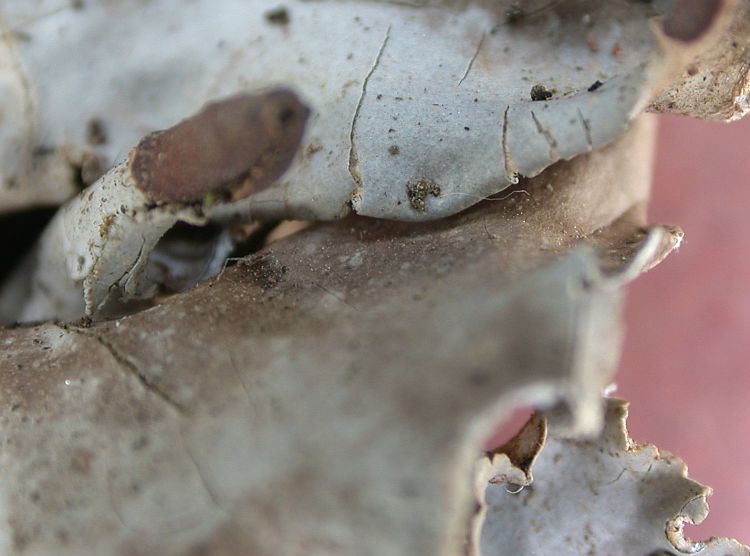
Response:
[471, 398, 750, 556]
[606, 399, 747, 556]
[461, 218, 690, 556]
[467, 413, 547, 556]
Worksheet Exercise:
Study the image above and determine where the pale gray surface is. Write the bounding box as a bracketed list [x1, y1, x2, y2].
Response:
[480, 399, 750, 556]
[0, 0, 702, 218]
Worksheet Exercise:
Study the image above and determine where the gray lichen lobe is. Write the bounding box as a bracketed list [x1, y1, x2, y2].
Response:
[406, 178, 441, 212]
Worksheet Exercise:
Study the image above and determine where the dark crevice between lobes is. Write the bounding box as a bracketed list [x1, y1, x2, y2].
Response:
[1, 91, 310, 326]
[0, 207, 57, 284]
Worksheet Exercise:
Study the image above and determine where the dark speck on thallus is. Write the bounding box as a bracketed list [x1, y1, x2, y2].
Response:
[86, 118, 107, 146]
[587, 80, 604, 92]
[265, 6, 290, 25]
[530, 84, 554, 101]
[505, 3, 525, 24]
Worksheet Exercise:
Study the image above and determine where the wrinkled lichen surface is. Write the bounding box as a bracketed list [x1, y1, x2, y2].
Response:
[0, 1, 747, 555]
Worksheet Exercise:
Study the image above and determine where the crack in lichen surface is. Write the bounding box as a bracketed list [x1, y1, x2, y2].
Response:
[457, 32, 486, 87]
[311, 280, 358, 310]
[110, 234, 146, 291]
[178, 429, 230, 514]
[91, 234, 147, 316]
[66, 325, 186, 414]
[227, 350, 253, 404]
[501, 105, 517, 182]
[96, 333, 185, 414]
[577, 108, 594, 150]
[347, 25, 391, 188]
[98, 333, 185, 413]
[530, 110, 560, 160]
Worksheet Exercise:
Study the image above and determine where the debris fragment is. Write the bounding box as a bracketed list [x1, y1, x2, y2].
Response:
[86, 118, 107, 146]
[406, 178, 441, 212]
[530, 84, 554, 101]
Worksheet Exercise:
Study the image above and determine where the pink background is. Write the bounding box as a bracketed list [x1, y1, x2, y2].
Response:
[619, 114, 750, 542]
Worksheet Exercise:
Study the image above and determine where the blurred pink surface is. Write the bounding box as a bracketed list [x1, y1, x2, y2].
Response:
[619, 114, 750, 542]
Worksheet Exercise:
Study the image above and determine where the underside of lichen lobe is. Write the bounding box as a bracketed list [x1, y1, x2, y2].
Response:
[129, 89, 309, 204]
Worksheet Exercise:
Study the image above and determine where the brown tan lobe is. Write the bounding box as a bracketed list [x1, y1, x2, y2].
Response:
[129, 89, 310, 204]
[662, 0, 725, 42]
